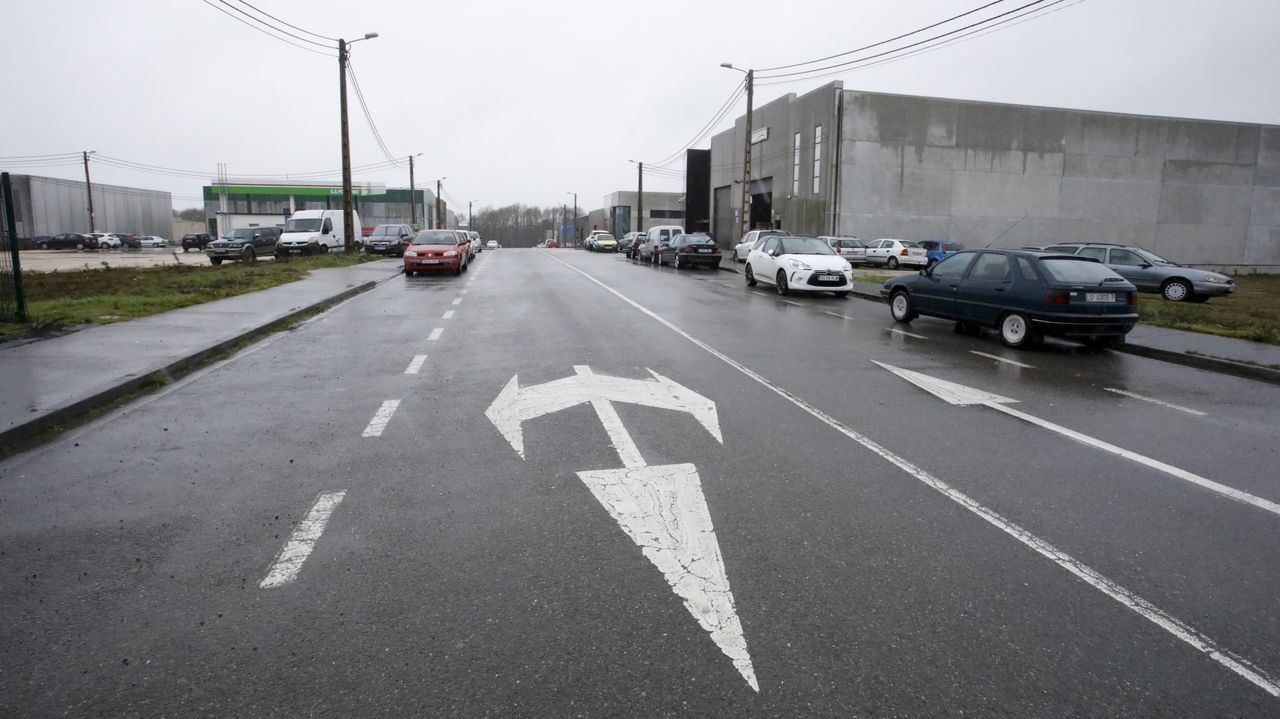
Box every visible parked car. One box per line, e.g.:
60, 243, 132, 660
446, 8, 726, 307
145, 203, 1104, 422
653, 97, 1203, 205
657, 232, 722, 269
733, 229, 789, 262
617, 232, 640, 254
745, 235, 854, 297
279, 209, 359, 255
590, 233, 618, 252
865, 238, 928, 269
364, 224, 414, 256
634, 235, 660, 263
403, 229, 470, 276
111, 233, 140, 249
38, 233, 97, 250
585, 230, 611, 251
181, 233, 212, 252
206, 227, 279, 264
1039, 242, 1235, 302
138, 235, 169, 247
485, 240, 500, 250
918, 240, 965, 267
626, 233, 648, 259
820, 236, 866, 265
881, 249, 1139, 349
467, 231, 483, 255
90, 233, 122, 249
545, 239, 559, 249
643, 225, 686, 263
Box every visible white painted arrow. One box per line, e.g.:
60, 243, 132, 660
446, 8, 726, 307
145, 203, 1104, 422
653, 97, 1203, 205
873, 361, 1280, 518
484, 366, 757, 691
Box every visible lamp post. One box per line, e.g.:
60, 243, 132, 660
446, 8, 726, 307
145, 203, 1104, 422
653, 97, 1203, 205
720, 62, 754, 238
566, 191, 577, 246
434, 177, 446, 228
339, 31, 379, 252
407, 152, 422, 229
627, 160, 643, 235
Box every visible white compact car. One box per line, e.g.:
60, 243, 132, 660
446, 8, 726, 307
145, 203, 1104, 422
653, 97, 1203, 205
865, 239, 928, 269
745, 235, 854, 296
90, 232, 122, 249
138, 235, 169, 247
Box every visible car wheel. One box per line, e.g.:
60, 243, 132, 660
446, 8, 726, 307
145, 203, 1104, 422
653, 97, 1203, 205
1161, 279, 1192, 302
243, 248, 256, 263
211, 258, 223, 265
999, 312, 1035, 348
674, 254, 683, 270
75, 242, 84, 250
833, 291, 849, 298
776, 270, 790, 295
886, 256, 900, 269
745, 264, 757, 287
38, 242, 48, 250
890, 290, 917, 322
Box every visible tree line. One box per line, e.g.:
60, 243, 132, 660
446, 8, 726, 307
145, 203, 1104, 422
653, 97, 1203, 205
471, 204, 577, 248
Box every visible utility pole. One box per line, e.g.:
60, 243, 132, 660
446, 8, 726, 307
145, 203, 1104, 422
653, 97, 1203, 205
637, 162, 643, 234
338, 38, 355, 251
436, 178, 444, 228
82, 150, 96, 232
566, 192, 577, 245
408, 155, 417, 228
740, 69, 754, 238
468, 200, 473, 229
561, 204, 567, 244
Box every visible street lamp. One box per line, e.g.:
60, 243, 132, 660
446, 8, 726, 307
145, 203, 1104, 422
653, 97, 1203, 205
407, 152, 423, 229
566, 191, 577, 246
627, 160, 643, 234
721, 62, 754, 238
339, 31, 379, 251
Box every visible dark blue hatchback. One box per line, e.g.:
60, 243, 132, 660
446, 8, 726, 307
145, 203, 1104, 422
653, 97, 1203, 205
880, 249, 1139, 348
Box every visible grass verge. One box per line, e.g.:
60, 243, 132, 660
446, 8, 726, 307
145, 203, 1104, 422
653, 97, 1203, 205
0, 253, 380, 339
1137, 274, 1280, 346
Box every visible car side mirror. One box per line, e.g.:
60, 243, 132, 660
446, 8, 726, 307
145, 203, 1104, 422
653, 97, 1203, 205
1140, 263, 1151, 268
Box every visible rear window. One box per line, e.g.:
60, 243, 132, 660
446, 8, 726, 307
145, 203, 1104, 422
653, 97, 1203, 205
1040, 258, 1123, 283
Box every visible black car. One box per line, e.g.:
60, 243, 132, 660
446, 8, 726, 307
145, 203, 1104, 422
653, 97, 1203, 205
657, 232, 722, 269
364, 224, 414, 256
113, 233, 140, 249
38, 233, 97, 250
881, 249, 1138, 349
206, 227, 280, 264
181, 233, 212, 252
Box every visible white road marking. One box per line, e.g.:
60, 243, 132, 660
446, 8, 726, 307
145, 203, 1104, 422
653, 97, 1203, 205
361, 400, 401, 437
404, 355, 428, 375
823, 311, 857, 321
1104, 388, 1207, 417
574, 365, 645, 468
970, 350, 1036, 369
781, 300, 803, 306
542, 251, 1280, 699
451, 297, 462, 305
260, 491, 347, 589
460, 289, 468, 295
887, 327, 927, 339
443, 310, 455, 319
876, 363, 1280, 518
428, 328, 443, 341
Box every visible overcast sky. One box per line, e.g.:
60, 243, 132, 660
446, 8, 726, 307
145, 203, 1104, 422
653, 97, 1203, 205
4, 0, 1278, 215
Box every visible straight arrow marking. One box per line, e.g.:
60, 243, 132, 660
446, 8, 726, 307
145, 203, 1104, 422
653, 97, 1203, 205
575, 365, 645, 469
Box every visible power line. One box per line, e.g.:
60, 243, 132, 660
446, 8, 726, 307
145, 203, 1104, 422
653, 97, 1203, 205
757, 0, 1053, 81
229, 0, 336, 42
347, 57, 403, 167
0, 152, 82, 160
198, 0, 334, 57
93, 153, 402, 181
647, 80, 746, 169
214, 0, 331, 48
757, 0, 1010, 73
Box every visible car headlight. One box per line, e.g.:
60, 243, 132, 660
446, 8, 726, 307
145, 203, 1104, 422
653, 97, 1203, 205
841, 262, 852, 272
444, 250, 458, 257
307, 237, 319, 245
788, 259, 812, 271
1203, 273, 1231, 283
404, 251, 418, 257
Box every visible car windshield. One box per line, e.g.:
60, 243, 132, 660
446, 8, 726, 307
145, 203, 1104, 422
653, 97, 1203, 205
412, 231, 457, 245
1039, 257, 1125, 284
780, 237, 836, 255
285, 218, 322, 232
596, 234, 615, 241
370, 226, 398, 237
1134, 248, 1174, 265
223, 228, 255, 240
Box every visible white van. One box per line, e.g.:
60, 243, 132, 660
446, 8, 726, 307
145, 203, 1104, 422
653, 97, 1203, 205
644, 225, 685, 263
278, 209, 362, 255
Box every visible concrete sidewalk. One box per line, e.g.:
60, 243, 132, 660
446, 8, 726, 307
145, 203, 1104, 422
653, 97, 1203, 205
0, 260, 403, 448
716, 255, 1280, 385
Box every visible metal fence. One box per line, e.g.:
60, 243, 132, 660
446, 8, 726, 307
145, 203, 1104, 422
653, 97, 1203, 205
1, 172, 29, 322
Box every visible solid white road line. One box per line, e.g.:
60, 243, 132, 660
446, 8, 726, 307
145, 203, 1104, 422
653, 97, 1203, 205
823, 311, 857, 321
887, 327, 927, 339
361, 400, 401, 437
260, 490, 347, 589
541, 251, 1280, 698
404, 355, 428, 375
1104, 388, 1207, 417
451, 297, 463, 305
428, 328, 444, 341
970, 350, 1036, 369
443, 310, 455, 320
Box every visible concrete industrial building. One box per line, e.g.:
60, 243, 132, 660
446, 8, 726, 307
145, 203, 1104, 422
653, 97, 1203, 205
0, 173, 172, 239
201, 182, 435, 237
602, 190, 686, 237
709, 82, 1280, 272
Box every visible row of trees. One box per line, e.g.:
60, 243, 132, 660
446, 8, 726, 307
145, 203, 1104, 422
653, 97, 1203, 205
470, 204, 578, 248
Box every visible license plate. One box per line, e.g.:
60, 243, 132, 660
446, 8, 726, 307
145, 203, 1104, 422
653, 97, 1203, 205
698, 248, 713, 253
817, 275, 840, 282
418, 260, 441, 265
1085, 292, 1116, 302
287, 249, 302, 254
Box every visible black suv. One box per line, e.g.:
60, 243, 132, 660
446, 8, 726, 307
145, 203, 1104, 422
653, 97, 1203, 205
206, 227, 281, 264
364, 224, 414, 256
181, 233, 212, 252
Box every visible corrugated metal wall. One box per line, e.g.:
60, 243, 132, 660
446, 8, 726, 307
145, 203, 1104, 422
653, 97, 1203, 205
19, 175, 172, 237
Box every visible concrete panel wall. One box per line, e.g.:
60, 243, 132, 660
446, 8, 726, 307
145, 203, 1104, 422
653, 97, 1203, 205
23, 175, 171, 238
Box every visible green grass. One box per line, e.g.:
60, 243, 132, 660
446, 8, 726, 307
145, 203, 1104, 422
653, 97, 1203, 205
1137, 274, 1280, 345
0, 253, 380, 339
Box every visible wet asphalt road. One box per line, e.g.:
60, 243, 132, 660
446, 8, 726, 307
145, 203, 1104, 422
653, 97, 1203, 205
2, 249, 1278, 717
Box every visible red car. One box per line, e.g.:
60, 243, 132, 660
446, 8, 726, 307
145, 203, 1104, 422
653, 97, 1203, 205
403, 229, 470, 276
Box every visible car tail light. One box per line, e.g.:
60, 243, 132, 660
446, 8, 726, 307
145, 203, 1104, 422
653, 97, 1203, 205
900, 248, 909, 256
1127, 291, 1138, 306
1044, 289, 1070, 305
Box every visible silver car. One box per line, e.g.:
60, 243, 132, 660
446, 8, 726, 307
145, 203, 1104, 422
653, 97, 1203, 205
820, 236, 866, 265
1041, 243, 1235, 302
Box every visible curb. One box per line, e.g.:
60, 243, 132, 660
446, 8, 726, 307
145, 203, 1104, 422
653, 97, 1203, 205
0, 277, 386, 451
1113, 343, 1280, 386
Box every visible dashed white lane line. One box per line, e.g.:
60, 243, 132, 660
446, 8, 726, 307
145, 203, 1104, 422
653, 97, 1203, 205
443, 310, 455, 320
887, 327, 927, 339
260, 490, 347, 589
781, 300, 803, 306
361, 400, 401, 437
824, 311, 857, 320
459, 289, 468, 294
428, 328, 444, 341
404, 355, 428, 374
541, 250, 1280, 699
1104, 388, 1207, 417
451, 297, 463, 305
970, 350, 1035, 369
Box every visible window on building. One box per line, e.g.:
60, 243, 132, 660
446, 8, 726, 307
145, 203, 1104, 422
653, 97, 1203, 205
812, 125, 823, 194
649, 209, 685, 219
792, 132, 801, 196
